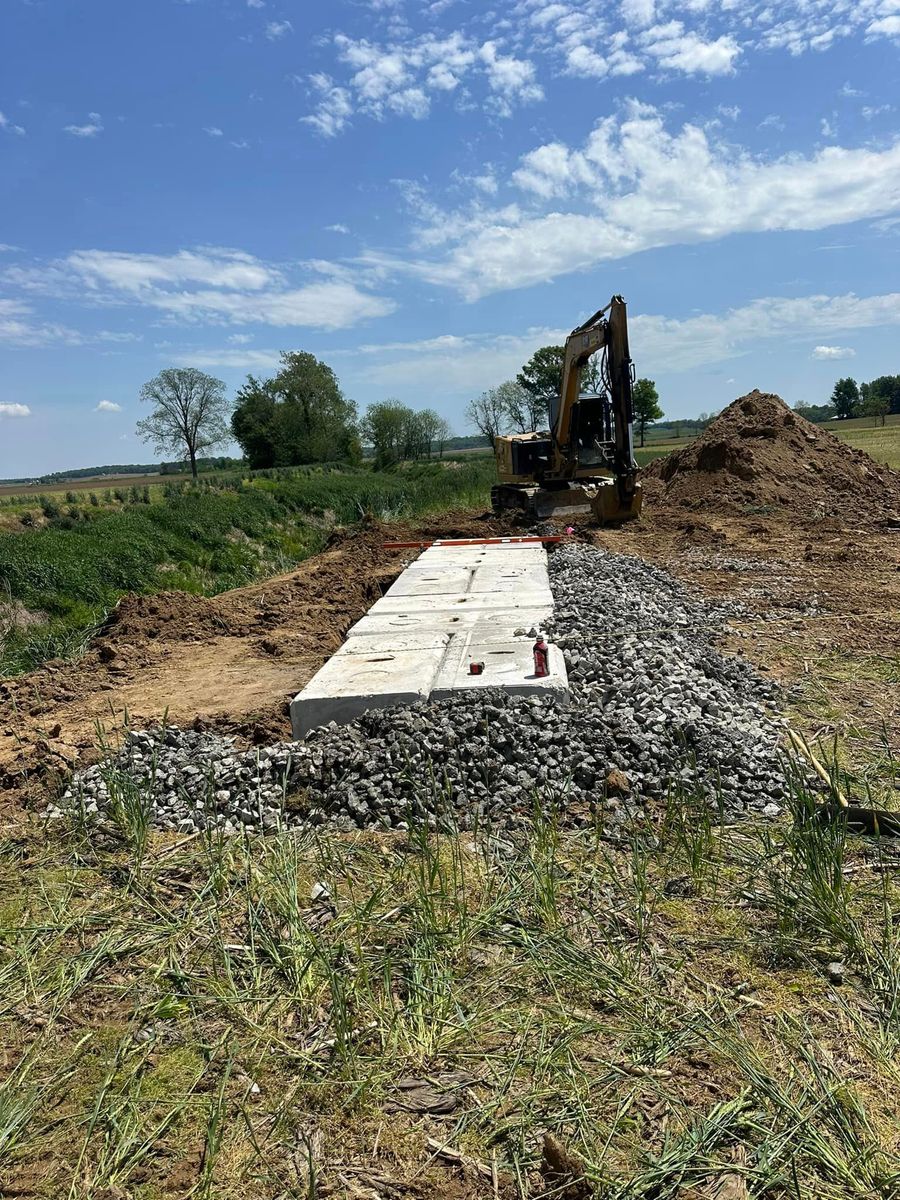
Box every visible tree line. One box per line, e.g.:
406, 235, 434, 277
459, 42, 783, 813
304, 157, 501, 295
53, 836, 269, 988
464, 343, 664, 447
135, 354, 454, 479
827, 376, 899, 425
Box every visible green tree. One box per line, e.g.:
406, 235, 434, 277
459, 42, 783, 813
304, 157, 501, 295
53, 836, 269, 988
136, 368, 230, 479
794, 401, 837, 423
516, 345, 604, 423
361, 401, 411, 469
632, 378, 663, 447
862, 375, 900, 416
413, 408, 449, 458
830, 377, 859, 420
860, 389, 889, 427
231, 352, 358, 469
517, 345, 564, 413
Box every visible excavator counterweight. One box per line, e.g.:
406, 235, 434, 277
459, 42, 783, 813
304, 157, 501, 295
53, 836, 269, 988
492, 296, 642, 524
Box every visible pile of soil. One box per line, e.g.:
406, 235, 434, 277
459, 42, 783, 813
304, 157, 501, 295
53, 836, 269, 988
644, 391, 900, 524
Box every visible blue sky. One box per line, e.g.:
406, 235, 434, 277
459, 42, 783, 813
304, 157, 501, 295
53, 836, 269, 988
1, 0, 899, 475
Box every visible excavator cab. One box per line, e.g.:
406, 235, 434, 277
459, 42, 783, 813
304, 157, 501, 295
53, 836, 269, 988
492, 296, 643, 524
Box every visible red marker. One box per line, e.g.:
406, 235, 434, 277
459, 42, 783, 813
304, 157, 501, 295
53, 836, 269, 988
533, 636, 549, 677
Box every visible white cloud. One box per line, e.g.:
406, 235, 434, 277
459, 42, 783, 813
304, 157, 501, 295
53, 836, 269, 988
230, 139, 250, 149
341, 291, 900, 396
5, 247, 396, 332
812, 344, 856, 359
326, 223, 351, 234
867, 15, 900, 36
64, 112, 103, 137
378, 103, 900, 299
265, 20, 292, 40
0, 299, 84, 347
478, 41, 544, 113
303, 30, 542, 133
862, 104, 893, 119
0, 403, 31, 418
0, 111, 25, 136
181, 347, 282, 370
247, 0, 265, 6
228, 333, 253, 344
301, 74, 354, 137
639, 22, 740, 75
95, 400, 123, 412
621, 0, 655, 26
204, 126, 224, 137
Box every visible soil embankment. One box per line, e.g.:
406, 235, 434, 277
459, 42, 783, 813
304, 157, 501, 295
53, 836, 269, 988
643, 390, 900, 524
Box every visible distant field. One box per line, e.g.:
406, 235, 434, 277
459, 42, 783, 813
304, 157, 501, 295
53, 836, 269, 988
635, 420, 900, 471
831, 420, 900, 470
0, 471, 197, 497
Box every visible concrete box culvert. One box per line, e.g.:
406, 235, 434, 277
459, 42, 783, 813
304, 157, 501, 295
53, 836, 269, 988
290, 540, 567, 739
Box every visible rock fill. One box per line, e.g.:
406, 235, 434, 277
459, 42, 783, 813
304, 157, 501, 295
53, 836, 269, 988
55, 544, 787, 835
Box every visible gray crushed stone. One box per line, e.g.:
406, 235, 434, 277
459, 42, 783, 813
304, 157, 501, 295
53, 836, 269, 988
52, 543, 789, 835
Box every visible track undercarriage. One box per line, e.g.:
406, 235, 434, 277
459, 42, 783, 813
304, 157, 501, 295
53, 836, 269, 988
491, 479, 643, 524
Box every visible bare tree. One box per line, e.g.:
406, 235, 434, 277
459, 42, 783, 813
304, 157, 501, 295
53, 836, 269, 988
137, 368, 230, 479
465, 387, 508, 446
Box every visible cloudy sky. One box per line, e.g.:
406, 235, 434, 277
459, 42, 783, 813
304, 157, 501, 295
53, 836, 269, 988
2, 0, 899, 475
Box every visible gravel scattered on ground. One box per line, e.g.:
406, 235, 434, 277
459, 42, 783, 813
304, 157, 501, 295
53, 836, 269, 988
53, 543, 789, 835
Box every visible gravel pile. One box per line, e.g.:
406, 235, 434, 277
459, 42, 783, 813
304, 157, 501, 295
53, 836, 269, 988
54, 544, 788, 835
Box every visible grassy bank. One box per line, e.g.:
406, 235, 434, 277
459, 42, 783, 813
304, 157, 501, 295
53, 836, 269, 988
2, 754, 900, 1197
0, 459, 495, 675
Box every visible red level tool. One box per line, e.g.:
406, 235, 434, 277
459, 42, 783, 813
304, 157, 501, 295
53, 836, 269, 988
383, 536, 564, 549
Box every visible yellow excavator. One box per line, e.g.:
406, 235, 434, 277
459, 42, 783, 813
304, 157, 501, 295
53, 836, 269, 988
491, 295, 643, 523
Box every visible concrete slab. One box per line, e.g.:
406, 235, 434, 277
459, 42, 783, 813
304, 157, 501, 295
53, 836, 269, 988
408, 547, 546, 570
367, 591, 553, 618
384, 566, 474, 598
346, 608, 548, 638
466, 564, 547, 594
431, 633, 569, 704
290, 637, 449, 738
290, 539, 563, 738
334, 632, 451, 654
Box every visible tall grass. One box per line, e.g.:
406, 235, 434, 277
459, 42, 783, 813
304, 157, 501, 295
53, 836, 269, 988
0, 458, 496, 674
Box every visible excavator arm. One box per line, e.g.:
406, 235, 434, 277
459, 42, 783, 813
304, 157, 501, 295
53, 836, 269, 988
552, 295, 638, 507
491, 293, 642, 524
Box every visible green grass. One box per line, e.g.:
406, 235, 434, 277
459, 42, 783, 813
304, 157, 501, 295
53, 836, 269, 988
2, 753, 900, 1197
0, 459, 496, 674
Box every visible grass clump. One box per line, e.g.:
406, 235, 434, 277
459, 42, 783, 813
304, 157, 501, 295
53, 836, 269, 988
2, 752, 900, 1196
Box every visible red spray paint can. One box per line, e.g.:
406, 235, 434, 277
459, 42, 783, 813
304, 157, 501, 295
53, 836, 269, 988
533, 636, 549, 678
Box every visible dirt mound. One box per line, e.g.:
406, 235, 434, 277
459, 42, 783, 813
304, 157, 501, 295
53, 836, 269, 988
644, 391, 900, 524
102, 591, 236, 644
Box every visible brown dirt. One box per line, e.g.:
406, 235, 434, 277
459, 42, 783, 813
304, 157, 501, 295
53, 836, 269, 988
0, 510, 506, 807
643, 390, 900, 525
